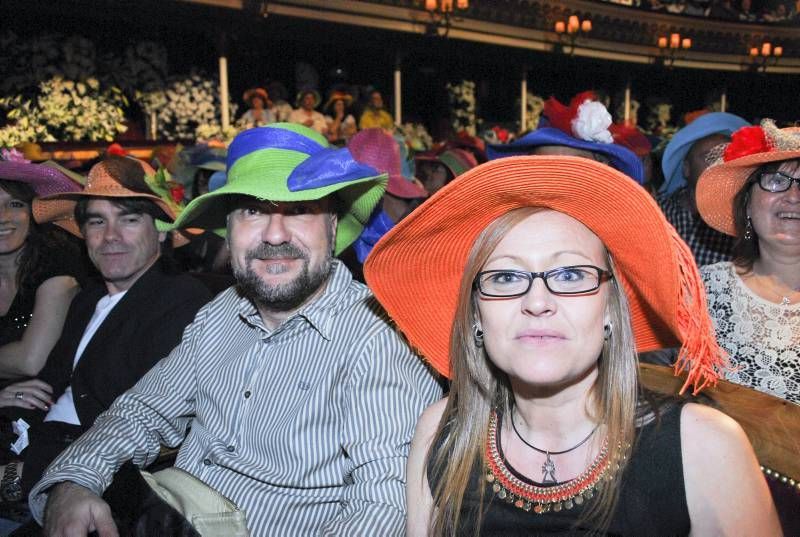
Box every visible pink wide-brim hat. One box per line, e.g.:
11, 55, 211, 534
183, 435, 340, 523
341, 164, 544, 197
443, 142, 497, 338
349, 128, 427, 199
0, 161, 83, 197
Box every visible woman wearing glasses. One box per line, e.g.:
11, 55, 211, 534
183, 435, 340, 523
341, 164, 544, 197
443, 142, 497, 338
364, 156, 779, 535
697, 120, 800, 405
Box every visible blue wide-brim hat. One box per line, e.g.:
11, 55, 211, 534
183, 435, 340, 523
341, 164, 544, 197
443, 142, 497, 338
660, 112, 749, 196
487, 127, 644, 184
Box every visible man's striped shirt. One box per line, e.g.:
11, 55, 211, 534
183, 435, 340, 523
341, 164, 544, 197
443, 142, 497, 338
30, 261, 443, 535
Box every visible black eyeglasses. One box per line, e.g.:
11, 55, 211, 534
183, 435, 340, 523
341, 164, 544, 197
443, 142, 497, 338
756, 171, 800, 193
475, 265, 613, 298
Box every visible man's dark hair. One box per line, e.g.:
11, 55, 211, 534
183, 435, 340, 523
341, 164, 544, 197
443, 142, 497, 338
74, 196, 171, 230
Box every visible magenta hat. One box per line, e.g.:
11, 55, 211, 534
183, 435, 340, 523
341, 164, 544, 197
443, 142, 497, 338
0, 158, 83, 197
349, 128, 427, 199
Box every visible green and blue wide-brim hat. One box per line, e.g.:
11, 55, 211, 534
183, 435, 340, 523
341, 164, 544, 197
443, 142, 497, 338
170, 123, 387, 254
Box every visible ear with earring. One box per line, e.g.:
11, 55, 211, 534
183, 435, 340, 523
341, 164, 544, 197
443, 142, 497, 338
604, 322, 613, 341
472, 322, 484, 347
744, 215, 753, 241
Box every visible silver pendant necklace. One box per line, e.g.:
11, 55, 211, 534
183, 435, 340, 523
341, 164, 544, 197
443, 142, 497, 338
511, 408, 598, 484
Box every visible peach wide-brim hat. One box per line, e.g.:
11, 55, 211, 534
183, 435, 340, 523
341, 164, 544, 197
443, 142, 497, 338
364, 155, 725, 394
33, 157, 188, 244
696, 119, 800, 237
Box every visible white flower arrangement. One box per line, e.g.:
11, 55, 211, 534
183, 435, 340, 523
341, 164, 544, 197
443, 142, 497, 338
156, 71, 237, 141
571, 100, 613, 143
446, 79, 477, 136
195, 123, 240, 144
399, 122, 433, 152
0, 76, 127, 145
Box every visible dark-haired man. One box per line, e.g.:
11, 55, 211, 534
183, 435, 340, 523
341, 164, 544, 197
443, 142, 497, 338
0, 157, 210, 506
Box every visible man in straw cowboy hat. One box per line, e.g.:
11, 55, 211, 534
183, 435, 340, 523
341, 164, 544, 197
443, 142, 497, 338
0, 156, 210, 522
32, 124, 442, 536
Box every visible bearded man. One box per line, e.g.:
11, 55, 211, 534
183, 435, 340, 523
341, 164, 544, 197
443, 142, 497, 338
30, 124, 442, 536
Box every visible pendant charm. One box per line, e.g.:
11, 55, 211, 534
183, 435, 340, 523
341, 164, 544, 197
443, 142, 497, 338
781, 296, 791, 306
541, 452, 557, 484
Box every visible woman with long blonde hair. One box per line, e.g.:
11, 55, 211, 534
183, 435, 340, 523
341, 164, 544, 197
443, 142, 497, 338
365, 155, 780, 536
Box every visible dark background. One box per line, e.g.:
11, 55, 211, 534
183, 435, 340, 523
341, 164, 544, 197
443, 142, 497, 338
6, 0, 799, 137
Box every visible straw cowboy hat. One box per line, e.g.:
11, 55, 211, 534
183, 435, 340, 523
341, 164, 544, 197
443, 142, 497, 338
696, 119, 800, 236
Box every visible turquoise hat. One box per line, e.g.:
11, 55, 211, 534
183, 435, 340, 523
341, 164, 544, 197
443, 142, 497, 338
170, 123, 387, 254
660, 112, 749, 196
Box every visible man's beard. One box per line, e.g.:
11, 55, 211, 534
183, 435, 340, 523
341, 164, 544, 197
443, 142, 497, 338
234, 242, 332, 312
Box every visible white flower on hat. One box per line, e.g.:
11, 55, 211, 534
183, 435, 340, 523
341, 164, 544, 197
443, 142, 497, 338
572, 100, 613, 144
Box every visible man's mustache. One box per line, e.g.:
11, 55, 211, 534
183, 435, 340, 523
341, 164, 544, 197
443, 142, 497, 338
245, 243, 308, 262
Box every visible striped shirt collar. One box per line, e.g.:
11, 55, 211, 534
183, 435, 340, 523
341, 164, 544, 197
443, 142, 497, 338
236, 259, 353, 340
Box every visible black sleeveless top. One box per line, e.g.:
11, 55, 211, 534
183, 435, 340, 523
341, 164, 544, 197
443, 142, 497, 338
427, 402, 690, 536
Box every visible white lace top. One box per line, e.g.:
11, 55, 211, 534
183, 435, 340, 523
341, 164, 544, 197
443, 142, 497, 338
701, 262, 800, 404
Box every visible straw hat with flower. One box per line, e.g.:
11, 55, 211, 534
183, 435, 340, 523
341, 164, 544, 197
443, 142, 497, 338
697, 119, 800, 236
364, 155, 726, 394
33, 157, 191, 244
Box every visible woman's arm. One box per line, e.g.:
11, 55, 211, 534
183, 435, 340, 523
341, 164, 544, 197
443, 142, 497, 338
0, 276, 79, 378
406, 397, 447, 537
682, 403, 782, 536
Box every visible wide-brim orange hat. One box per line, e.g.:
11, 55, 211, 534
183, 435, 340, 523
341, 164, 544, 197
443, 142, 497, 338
364, 155, 725, 394
33, 157, 191, 245
697, 119, 800, 236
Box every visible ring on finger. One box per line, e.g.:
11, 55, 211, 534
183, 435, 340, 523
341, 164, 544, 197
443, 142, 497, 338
14, 392, 23, 400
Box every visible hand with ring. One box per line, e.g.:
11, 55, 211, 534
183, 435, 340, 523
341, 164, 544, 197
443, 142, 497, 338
0, 379, 54, 411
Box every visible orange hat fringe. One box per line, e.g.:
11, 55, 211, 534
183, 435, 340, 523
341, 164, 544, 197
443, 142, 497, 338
669, 227, 728, 395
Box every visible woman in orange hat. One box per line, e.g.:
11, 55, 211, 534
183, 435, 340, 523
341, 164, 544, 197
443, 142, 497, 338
239, 87, 275, 128
696, 120, 800, 405
364, 156, 779, 535
324, 91, 357, 145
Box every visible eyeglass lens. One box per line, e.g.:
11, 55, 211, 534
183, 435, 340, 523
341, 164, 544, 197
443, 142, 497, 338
478, 266, 603, 297
759, 172, 800, 193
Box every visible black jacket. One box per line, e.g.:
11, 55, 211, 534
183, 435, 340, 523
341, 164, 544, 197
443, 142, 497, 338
11, 259, 212, 491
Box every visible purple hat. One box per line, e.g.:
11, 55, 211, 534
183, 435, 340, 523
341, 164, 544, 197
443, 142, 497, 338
0, 153, 83, 197
349, 129, 427, 199
487, 127, 645, 184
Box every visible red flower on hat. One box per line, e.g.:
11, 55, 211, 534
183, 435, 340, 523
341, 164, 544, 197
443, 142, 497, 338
723, 126, 771, 162
492, 126, 510, 143
169, 184, 185, 203
107, 143, 127, 157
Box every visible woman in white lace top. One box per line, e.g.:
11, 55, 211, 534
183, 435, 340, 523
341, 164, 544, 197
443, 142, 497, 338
696, 119, 800, 404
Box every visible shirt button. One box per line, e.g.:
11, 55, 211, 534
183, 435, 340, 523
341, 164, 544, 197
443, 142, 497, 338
244, 391, 251, 398
227, 445, 235, 452
203, 458, 212, 466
